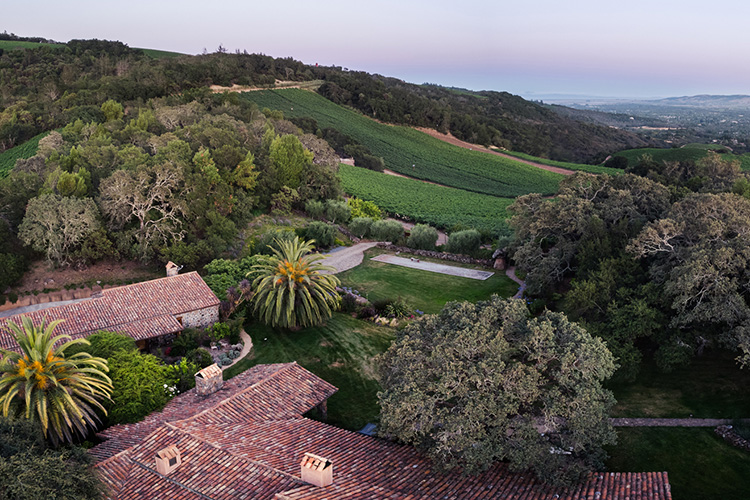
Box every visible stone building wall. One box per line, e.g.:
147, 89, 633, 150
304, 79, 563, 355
180, 306, 219, 329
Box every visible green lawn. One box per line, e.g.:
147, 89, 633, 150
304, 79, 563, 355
337, 248, 518, 314
224, 313, 393, 430
137, 47, 185, 59
609, 350, 750, 419
606, 427, 750, 500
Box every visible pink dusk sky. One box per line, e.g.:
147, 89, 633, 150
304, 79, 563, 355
4, 0, 750, 98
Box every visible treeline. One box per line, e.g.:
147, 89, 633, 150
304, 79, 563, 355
0, 40, 314, 151
316, 75, 652, 163
1, 38, 652, 164
508, 152, 750, 379
0, 92, 342, 291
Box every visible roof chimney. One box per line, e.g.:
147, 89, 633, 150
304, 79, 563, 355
155, 445, 181, 475
300, 453, 333, 487
195, 363, 223, 396
166, 261, 182, 277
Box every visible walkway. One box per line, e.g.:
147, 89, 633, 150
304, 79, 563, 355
505, 266, 526, 299
610, 417, 750, 427
371, 254, 494, 280
320, 242, 379, 274
221, 329, 254, 372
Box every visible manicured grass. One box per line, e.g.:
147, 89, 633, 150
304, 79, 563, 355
337, 248, 518, 314
500, 150, 622, 175
606, 427, 750, 500
609, 350, 750, 419
0, 131, 48, 178
224, 313, 394, 430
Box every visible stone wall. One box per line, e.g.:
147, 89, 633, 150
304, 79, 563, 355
375, 243, 493, 267
181, 306, 219, 329
715, 425, 750, 452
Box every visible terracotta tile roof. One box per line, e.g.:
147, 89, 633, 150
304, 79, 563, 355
94, 363, 672, 500
0, 272, 219, 352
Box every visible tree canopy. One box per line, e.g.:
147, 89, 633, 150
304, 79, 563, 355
377, 296, 616, 486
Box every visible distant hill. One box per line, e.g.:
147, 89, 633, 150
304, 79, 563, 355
654, 95, 750, 109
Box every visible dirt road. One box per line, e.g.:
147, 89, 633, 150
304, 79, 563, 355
414, 127, 575, 176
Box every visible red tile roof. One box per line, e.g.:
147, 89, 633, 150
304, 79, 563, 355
0, 272, 219, 352
94, 363, 672, 500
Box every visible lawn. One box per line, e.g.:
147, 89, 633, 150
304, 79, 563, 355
337, 248, 518, 314
606, 427, 750, 500
224, 313, 394, 431
609, 350, 750, 419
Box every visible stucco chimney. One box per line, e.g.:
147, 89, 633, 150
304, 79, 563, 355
155, 445, 181, 475
166, 261, 180, 277
300, 453, 333, 487
195, 363, 223, 396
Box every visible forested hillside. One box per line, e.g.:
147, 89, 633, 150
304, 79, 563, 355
1, 38, 650, 163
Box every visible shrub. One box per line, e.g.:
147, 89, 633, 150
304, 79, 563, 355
227, 349, 240, 360
107, 349, 170, 425
220, 355, 233, 366
67, 331, 136, 358
165, 358, 201, 393
356, 154, 385, 172
407, 224, 439, 250
385, 297, 412, 318
348, 198, 383, 219
186, 348, 213, 368
210, 322, 232, 341
171, 328, 204, 357
256, 229, 296, 255
370, 219, 404, 243
341, 292, 359, 313
325, 200, 351, 224
7, 292, 18, 304
372, 298, 394, 315
305, 199, 325, 219
357, 306, 377, 319
305, 221, 336, 248
348, 217, 374, 238
446, 229, 482, 255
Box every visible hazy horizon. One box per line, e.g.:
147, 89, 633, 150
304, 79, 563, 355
4, 0, 749, 100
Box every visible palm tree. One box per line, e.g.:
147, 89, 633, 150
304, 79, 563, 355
0, 317, 113, 445
250, 236, 341, 329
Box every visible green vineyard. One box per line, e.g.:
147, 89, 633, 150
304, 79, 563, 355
0, 131, 48, 178
338, 164, 513, 236
241, 89, 564, 198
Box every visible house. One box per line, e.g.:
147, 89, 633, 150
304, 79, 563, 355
0, 271, 220, 352
92, 362, 673, 500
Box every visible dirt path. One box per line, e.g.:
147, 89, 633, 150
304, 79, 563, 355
320, 242, 380, 274
414, 127, 575, 176
610, 418, 750, 427
222, 329, 253, 371
209, 80, 320, 94
505, 266, 526, 299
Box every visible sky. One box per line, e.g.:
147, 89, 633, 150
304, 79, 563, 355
4, 0, 750, 99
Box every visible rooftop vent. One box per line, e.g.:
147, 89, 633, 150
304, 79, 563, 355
155, 445, 181, 475
195, 363, 223, 396
300, 452, 333, 487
